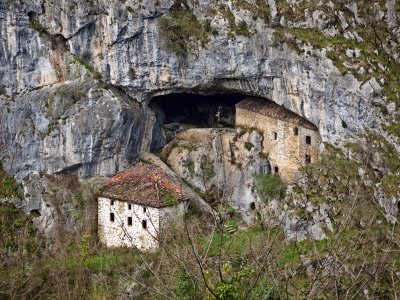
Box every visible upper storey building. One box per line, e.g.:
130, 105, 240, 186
236, 97, 321, 182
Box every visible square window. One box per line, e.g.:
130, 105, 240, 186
111, 200, 114, 205
305, 155, 311, 164
128, 203, 132, 210
127, 217, 132, 226
274, 166, 279, 173
293, 127, 298, 136
306, 136, 311, 145
110, 213, 115, 222
142, 220, 147, 229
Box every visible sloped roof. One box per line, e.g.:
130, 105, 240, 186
101, 162, 189, 208
236, 97, 318, 131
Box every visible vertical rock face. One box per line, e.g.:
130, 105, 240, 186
0, 81, 145, 180
0, 1, 398, 234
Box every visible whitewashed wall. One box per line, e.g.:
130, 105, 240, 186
98, 197, 159, 251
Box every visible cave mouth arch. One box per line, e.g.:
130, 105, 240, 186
149, 92, 249, 151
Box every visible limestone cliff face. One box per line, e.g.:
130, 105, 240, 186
0, 0, 398, 233
162, 128, 267, 217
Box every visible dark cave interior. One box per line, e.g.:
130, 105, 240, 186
149, 92, 249, 151
150, 92, 248, 128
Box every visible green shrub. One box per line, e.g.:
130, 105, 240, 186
384, 122, 400, 141
236, 20, 250, 36
29, 19, 45, 33
159, 3, 211, 55
0, 164, 21, 198
244, 141, 254, 151
164, 193, 178, 206
250, 282, 280, 300
0, 202, 40, 260
291, 185, 303, 194
255, 173, 286, 202
73, 56, 103, 80
381, 175, 400, 196
175, 269, 196, 299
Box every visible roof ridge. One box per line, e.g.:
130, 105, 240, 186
101, 162, 189, 208
236, 97, 318, 131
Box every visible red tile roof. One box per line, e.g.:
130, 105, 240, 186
101, 162, 189, 208
236, 97, 318, 131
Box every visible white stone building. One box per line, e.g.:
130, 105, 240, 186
98, 162, 189, 251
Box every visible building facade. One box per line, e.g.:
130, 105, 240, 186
236, 97, 321, 182
98, 162, 189, 251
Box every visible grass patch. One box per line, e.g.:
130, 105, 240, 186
201, 226, 266, 257
219, 4, 251, 37
29, 19, 45, 33
384, 122, 400, 141
255, 173, 286, 202
73, 56, 103, 80
161, 191, 178, 206
277, 239, 327, 267
381, 175, 400, 196
0, 164, 21, 198
233, 0, 270, 22
159, 3, 212, 56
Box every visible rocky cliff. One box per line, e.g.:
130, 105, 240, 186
0, 0, 399, 234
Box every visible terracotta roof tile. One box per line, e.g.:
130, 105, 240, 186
236, 97, 318, 131
101, 162, 189, 208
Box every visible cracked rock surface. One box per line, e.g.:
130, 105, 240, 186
0, 0, 398, 234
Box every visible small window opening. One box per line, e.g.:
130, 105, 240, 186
128, 203, 132, 210
110, 213, 115, 222
306, 136, 311, 145
305, 155, 311, 164
143, 207, 147, 213
142, 220, 147, 229
250, 202, 256, 211
274, 166, 279, 173
293, 127, 299, 136
111, 200, 114, 205
273, 132, 277, 140
127, 217, 132, 226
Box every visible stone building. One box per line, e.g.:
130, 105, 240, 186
236, 97, 321, 182
98, 162, 189, 251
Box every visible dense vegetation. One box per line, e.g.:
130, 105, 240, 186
1, 145, 399, 299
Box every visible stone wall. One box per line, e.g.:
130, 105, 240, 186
236, 108, 321, 182
98, 197, 188, 251
159, 201, 188, 232
98, 197, 159, 251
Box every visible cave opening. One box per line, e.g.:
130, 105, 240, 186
149, 92, 248, 150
